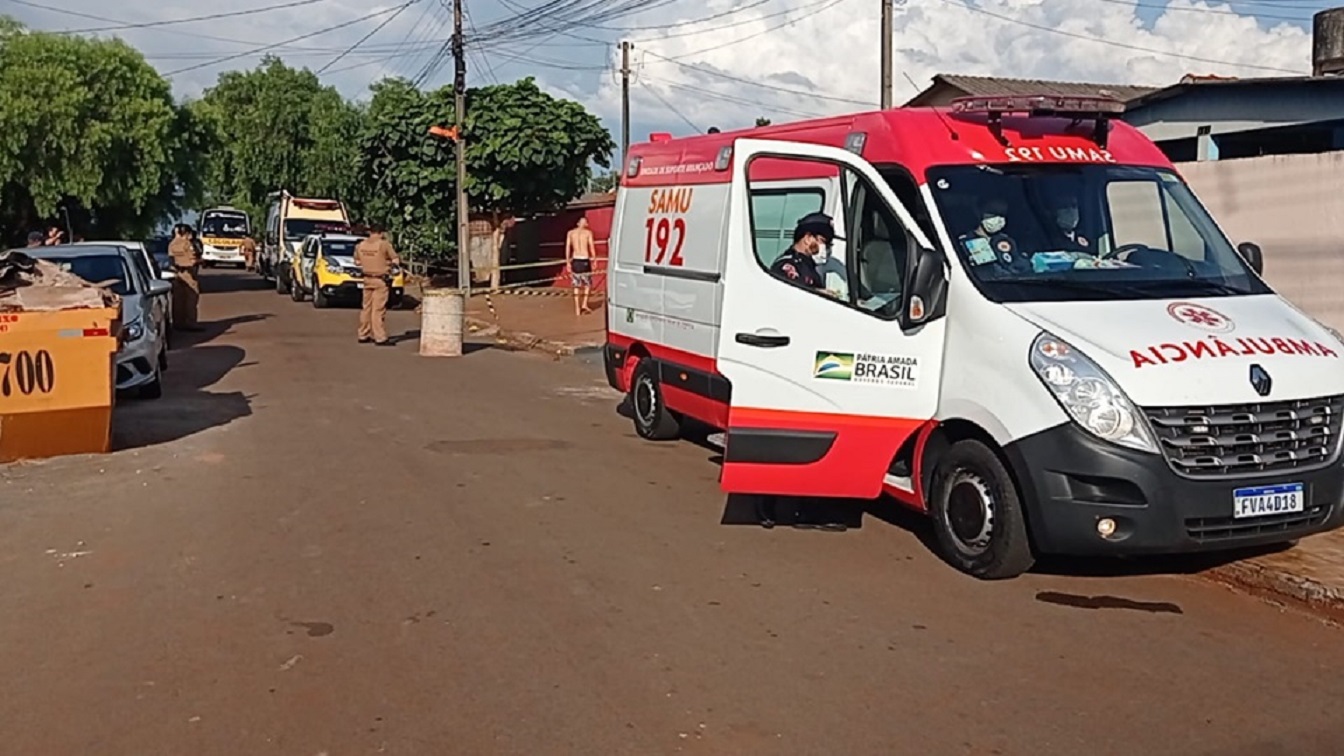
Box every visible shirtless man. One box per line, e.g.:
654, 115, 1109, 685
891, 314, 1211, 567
565, 217, 597, 315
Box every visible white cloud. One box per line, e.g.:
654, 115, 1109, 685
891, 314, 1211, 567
3, 0, 1318, 145
591, 0, 1314, 136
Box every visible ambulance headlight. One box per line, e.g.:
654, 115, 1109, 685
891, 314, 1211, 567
1029, 332, 1158, 453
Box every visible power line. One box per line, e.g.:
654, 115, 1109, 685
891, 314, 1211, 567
163, 2, 418, 77
638, 79, 702, 133
462, 1, 500, 85
317, 1, 415, 74
656, 0, 854, 60
642, 50, 875, 107
642, 74, 830, 120
1089, 0, 1314, 21
950, 0, 1308, 75
33, 0, 337, 34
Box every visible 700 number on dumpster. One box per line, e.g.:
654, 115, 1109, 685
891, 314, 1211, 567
0, 349, 56, 398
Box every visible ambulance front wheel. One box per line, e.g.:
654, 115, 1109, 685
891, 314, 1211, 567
929, 439, 1035, 580
631, 360, 681, 441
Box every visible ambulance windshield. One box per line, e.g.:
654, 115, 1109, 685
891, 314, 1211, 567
925, 164, 1270, 303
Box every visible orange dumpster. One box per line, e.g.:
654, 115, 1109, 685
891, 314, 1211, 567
1, 250, 121, 463
0, 306, 120, 462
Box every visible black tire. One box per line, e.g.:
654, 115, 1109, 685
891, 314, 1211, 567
630, 359, 680, 441
157, 345, 168, 372
137, 371, 163, 400
312, 277, 329, 309
929, 439, 1035, 580
290, 275, 306, 302
275, 267, 290, 294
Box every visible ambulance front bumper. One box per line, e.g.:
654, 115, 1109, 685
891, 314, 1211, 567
1004, 422, 1344, 556
202, 246, 244, 263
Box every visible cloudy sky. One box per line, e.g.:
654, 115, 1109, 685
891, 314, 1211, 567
3, 0, 1329, 162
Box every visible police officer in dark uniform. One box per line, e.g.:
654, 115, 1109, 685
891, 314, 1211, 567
769, 211, 840, 291
755, 211, 850, 532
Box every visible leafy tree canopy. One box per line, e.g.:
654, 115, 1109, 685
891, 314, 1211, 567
0, 18, 201, 242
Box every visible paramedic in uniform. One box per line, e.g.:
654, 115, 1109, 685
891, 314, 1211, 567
169, 223, 203, 331
353, 225, 401, 346
958, 197, 1029, 274
1046, 194, 1092, 253
769, 212, 844, 296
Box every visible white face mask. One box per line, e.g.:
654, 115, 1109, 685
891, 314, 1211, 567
1056, 207, 1079, 230
981, 215, 1006, 235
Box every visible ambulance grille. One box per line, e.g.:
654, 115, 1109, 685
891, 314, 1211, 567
1144, 395, 1344, 479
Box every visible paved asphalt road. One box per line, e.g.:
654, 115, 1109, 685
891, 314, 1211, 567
2, 270, 1343, 756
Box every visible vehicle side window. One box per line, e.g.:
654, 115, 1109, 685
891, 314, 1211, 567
749, 188, 824, 269
747, 156, 913, 321
843, 175, 909, 319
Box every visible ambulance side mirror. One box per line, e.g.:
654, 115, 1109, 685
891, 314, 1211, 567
905, 243, 948, 328
1237, 242, 1264, 275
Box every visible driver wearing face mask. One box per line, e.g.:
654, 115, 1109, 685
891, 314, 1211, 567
958, 197, 1027, 273
1048, 196, 1092, 253
770, 212, 845, 296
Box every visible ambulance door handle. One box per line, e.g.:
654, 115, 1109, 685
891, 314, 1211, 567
735, 332, 791, 348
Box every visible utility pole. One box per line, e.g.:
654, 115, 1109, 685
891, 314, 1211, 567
620, 41, 632, 160
453, 0, 470, 294
880, 0, 893, 109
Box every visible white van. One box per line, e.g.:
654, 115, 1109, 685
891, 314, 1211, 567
603, 96, 1344, 579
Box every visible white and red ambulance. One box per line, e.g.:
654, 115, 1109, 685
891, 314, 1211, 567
602, 95, 1344, 579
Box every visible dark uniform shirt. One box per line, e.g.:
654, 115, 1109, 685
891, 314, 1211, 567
769, 249, 823, 289
1049, 229, 1092, 254
959, 231, 1030, 275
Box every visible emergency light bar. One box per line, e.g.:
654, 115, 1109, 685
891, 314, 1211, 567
949, 94, 1125, 148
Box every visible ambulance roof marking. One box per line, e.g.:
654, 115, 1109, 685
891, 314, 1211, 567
623, 106, 1172, 188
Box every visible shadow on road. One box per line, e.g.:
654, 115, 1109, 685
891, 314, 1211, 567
112, 343, 252, 450
199, 268, 271, 294
174, 314, 273, 349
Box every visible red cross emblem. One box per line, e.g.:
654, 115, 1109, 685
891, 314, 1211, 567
1166, 301, 1234, 333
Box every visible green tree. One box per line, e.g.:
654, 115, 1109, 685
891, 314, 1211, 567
193, 57, 363, 227
359, 76, 615, 286
590, 170, 619, 193
0, 19, 203, 242
461, 77, 616, 287
356, 78, 457, 262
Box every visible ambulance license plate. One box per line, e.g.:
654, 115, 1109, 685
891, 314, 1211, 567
1232, 483, 1304, 519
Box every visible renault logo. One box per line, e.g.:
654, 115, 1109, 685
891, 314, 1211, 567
1250, 364, 1272, 397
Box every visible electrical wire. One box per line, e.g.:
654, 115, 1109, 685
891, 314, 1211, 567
23, 0, 338, 34
642, 50, 875, 107
163, 1, 417, 77
462, 1, 501, 85
316, 0, 415, 74
642, 74, 830, 120
638, 79, 703, 132
1089, 0, 1314, 21
949, 0, 1309, 75
654, 0, 854, 60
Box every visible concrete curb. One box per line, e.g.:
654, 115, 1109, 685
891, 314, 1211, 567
464, 316, 602, 357
1203, 559, 1344, 623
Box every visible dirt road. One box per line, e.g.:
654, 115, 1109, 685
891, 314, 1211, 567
2, 271, 1342, 755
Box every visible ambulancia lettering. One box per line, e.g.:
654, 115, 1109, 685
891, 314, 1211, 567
1130, 336, 1340, 368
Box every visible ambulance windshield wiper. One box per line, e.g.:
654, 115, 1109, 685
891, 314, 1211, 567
1133, 278, 1254, 296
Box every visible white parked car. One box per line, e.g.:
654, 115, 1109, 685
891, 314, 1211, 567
32, 244, 172, 399
75, 240, 175, 341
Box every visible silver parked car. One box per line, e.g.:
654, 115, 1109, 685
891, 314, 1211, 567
74, 240, 175, 343
30, 244, 172, 399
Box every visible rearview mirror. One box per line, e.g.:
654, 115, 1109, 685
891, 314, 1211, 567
1237, 242, 1264, 275
148, 279, 171, 297
905, 243, 948, 328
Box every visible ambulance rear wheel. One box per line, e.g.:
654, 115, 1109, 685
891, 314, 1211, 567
929, 439, 1035, 580
631, 360, 680, 441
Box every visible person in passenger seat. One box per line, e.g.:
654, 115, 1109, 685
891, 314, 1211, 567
958, 197, 1028, 274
